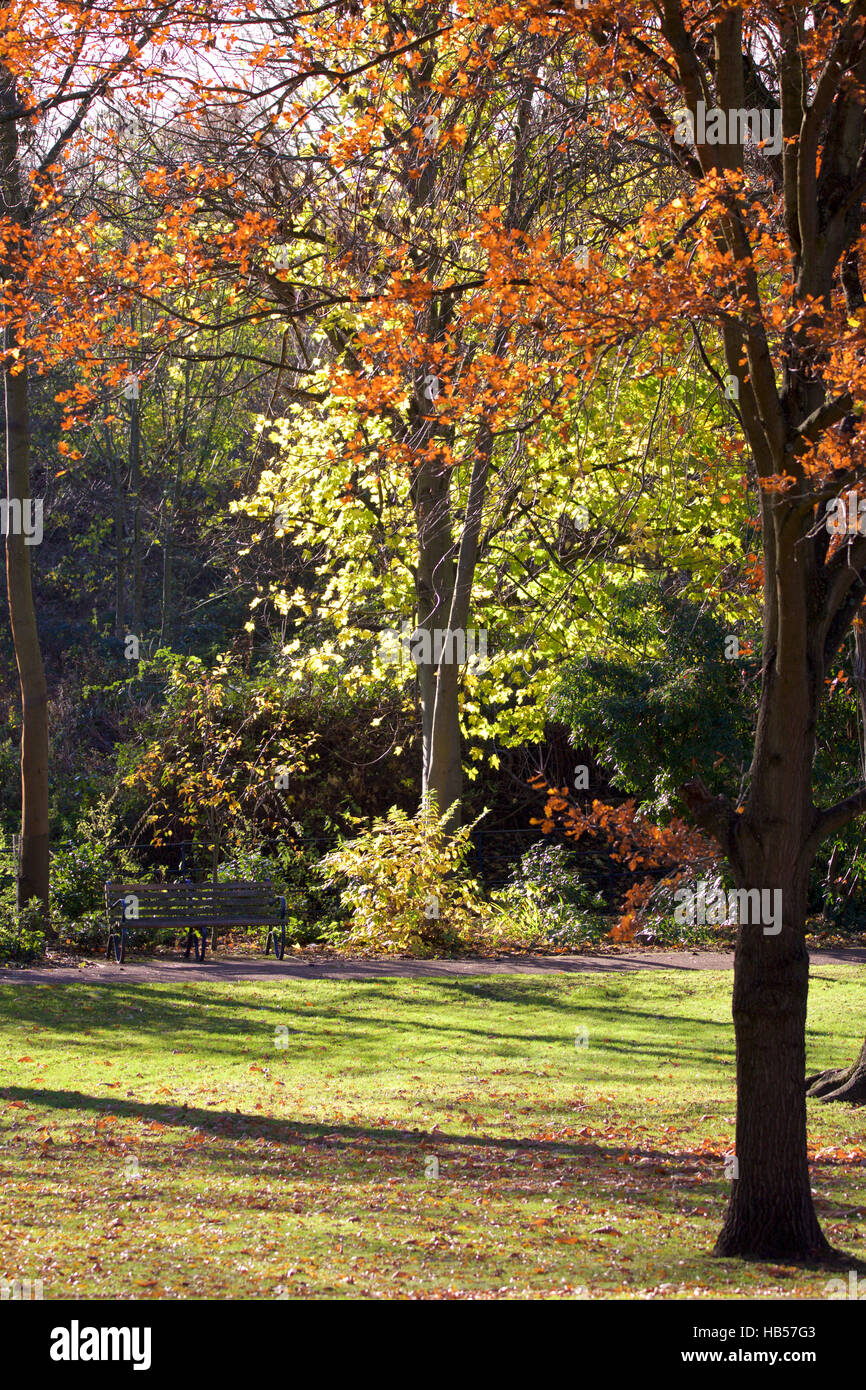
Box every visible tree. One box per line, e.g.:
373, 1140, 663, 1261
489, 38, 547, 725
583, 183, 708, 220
227, 7, 681, 825
505, 0, 866, 1259
0, 1, 223, 917
1, 64, 48, 914
125, 651, 306, 881
11, 0, 859, 1265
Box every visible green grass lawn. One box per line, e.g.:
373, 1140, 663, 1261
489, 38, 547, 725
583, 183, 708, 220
1, 964, 864, 1300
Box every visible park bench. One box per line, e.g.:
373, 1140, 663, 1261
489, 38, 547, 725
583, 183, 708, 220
104, 881, 287, 963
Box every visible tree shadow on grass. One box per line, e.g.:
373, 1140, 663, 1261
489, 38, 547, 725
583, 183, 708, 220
4, 1081, 865, 1275
0, 978, 739, 1072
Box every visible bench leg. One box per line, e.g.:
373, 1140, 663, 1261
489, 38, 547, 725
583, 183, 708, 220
183, 926, 207, 962
265, 923, 286, 961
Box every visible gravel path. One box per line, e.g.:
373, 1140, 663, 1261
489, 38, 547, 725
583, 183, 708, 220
2, 946, 864, 985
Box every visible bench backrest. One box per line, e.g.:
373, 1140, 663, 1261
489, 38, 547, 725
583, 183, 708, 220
105, 881, 281, 924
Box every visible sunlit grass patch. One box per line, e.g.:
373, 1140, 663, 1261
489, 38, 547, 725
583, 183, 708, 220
1, 967, 864, 1299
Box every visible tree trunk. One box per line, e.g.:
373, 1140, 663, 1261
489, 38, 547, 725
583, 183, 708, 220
1, 73, 49, 923
425, 414, 498, 830
129, 390, 143, 636
689, 540, 832, 1260
402, 49, 465, 831
424, 689, 462, 827
4, 352, 49, 919
714, 865, 830, 1258
111, 453, 125, 637
412, 451, 459, 825
159, 499, 173, 648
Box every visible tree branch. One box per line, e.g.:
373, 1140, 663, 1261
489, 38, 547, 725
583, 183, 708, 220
809, 787, 866, 851
679, 777, 740, 861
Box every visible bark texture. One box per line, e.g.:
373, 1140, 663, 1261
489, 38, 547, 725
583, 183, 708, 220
656, 0, 866, 1263
1, 68, 49, 920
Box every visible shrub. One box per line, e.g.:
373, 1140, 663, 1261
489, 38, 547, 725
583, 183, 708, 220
0, 888, 45, 963
317, 803, 489, 956
549, 578, 755, 814
637, 867, 737, 947
50, 798, 140, 950
220, 835, 333, 945
487, 841, 609, 949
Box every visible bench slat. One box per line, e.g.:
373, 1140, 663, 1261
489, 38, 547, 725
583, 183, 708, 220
117, 918, 282, 928
107, 895, 279, 904
105, 884, 278, 895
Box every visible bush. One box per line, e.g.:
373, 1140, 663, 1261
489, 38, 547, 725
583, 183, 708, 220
549, 578, 755, 813
807, 835, 866, 931
636, 866, 736, 947
220, 836, 334, 945
51, 840, 111, 921
0, 888, 45, 963
52, 910, 106, 953
488, 841, 609, 949
0, 835, 45, 961
50, 798, 140, 950
317, 803, 490, 956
